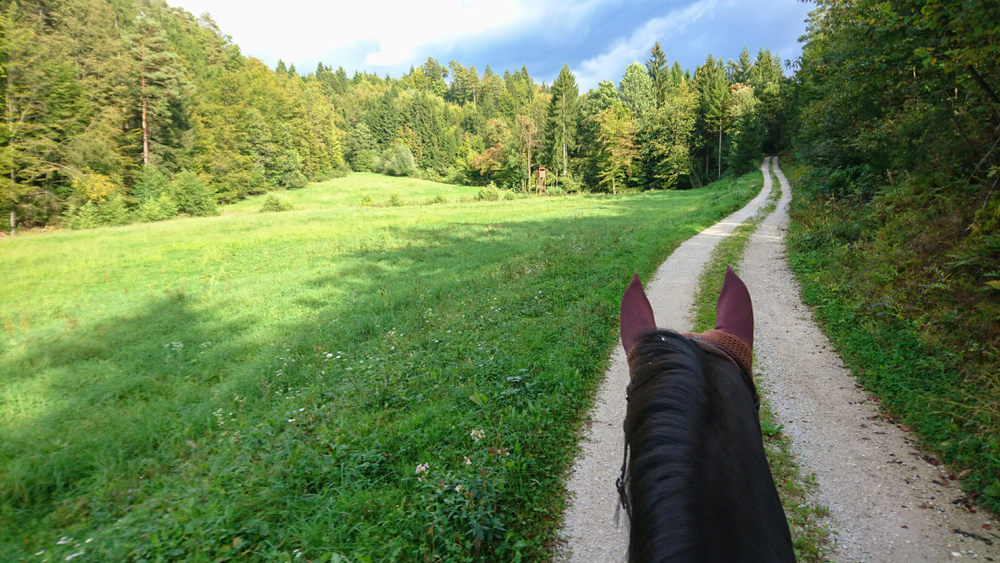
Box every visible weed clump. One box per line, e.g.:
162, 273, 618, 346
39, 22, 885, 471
259, 193, 294, 212
360, 194, 374, 207
427, 193, 447, 205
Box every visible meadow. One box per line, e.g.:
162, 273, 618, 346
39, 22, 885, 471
1, 172, 760, 562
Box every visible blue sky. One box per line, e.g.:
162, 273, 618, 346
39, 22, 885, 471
173, 0, 814, 90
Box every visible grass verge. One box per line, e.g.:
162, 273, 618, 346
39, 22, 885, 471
690, 162, 835, 562
1, 174, 760, 562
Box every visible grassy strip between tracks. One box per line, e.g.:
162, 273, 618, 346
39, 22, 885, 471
690, 163, 836, 562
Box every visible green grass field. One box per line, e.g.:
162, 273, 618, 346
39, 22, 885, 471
1, 172, 760, 562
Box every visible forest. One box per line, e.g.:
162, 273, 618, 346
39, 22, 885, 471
0, 0, 789, 232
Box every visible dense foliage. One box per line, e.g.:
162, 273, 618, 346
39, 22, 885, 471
0, 0, 345, 232
788, 0, 1000, 506
1, 0, 789, 232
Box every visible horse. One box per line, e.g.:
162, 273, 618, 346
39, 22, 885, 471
616, 267, 795, 562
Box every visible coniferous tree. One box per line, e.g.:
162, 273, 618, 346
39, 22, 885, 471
579, 80, 620, 188
646, 42, 669, 108
127, 11, 186, 166
694, 54, 729, 179
546, 64, 579, 175
727, 46, 753, 84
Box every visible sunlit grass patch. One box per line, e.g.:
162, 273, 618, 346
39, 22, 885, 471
1, 173, 759, 561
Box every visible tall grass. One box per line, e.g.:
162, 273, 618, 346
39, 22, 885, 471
1, 175, 759, 562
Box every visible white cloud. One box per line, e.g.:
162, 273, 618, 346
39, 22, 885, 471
172, 0, 612, 71
574, 0, 723, 90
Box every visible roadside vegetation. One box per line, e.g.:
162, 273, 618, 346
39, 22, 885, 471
0, 174, 760, 561
784, 0, 1000, 509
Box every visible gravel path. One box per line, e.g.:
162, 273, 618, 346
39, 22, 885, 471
742, 159, 1000, 562
558, 159, 776, 562
560, 157, 999, 562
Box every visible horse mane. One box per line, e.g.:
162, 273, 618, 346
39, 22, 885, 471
622, 329, 795, 563
623, 329, 708, 562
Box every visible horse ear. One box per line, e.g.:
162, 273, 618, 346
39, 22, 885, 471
715, 266, 754, 349
620, 274, 656, 353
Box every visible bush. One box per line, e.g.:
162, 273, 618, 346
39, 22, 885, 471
477, 183, 500, 202
136, 193, 179, 223
133, 165, 171, 202
444, 166, 464, 185
353, 150, 376, 172
100, 194, 132, 226
260, 193, 294, 212
421, 169, 443, 183
501, 189, 516, 201
547, 186, 565, 196
360, 194, 374, 207
373, 144, 418, 177
427, 193, 447, 205
280, 170, 308, 190
65, 201, 101, 229
172, 170, 218, 217
558, 174, 582, 193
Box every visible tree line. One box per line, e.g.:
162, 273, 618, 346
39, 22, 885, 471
0, 0, 790, 232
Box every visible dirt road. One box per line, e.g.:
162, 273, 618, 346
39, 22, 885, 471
559, 158, 999, 562
558, 159, 775, 562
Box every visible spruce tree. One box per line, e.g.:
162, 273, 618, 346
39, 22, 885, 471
646, 42, 669, 108
546, 64, 579, 175
728, 46, 753, 84
127, 12, 184, 166
694, 55, 730, 180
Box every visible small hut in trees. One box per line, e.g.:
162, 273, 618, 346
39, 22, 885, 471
534, 166, 547, 194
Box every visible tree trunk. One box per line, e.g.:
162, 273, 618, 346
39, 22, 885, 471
9, 210, 15, 236
562, 142, 567, 176
612, 176, 616, 195
718, 124, 722, 178
141, 38, 149, 165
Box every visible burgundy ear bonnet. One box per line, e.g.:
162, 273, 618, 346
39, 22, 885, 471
620, 268, 756, 404
620, 274, 656, 354
715, 266, 754, 350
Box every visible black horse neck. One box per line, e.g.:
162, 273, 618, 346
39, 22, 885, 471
623, 331, 794, 563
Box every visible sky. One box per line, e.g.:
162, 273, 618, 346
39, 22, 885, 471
172, 0, 814, 90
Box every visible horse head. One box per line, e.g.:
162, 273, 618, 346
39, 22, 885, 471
617, 268, 794, 563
